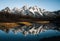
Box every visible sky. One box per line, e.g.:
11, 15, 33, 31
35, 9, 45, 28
0, 0, 60, 11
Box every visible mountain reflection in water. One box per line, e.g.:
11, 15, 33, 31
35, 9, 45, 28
0, 22, 60, 36
0, 22, 60, 41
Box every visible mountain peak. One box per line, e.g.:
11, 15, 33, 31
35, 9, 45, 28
1, 7, 10, 12
0, 6, 46, 16
22, 5, 28, 10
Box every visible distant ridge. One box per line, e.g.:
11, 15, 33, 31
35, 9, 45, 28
0, 6, 60, 22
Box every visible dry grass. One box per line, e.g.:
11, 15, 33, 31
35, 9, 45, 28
17, 22, 32, 26
36, 21, 50, 24
0, 21, 49, 29
0, 23, 19, 28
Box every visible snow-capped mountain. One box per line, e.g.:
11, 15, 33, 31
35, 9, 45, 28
1, 6, 45, 16
11, 7, 21, 14
1, 7, 10, 12
0, 5, 60, 18
29, 6, 43, 16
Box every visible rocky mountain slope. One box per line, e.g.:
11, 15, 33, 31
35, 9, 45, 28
0, 6, 60, 21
